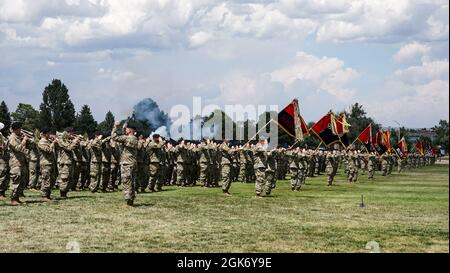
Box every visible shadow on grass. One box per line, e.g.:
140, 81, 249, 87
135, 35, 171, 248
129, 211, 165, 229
132, 203, 155, 208
53, 195, 96, 201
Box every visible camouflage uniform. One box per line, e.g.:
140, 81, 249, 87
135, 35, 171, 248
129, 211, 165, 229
147, 140, 164, 191
219, 142, 232, 193
231, 148, 240, 182
89, 138, 103, 192
8, 132, 29, 200
252, 143, 270, 196
367, 153, 376, 179
28, 142, 40, 189
38, 137, 55, 198
71, 143, 82, 190
307, 152, 316, 177
110, 140, 120, 190
265, 149, 277, 194
238, 148, 246, 182
297, 151, 309, 186
381, 153, 389, 176
197, 142, 212, 187
325, 152, 335, 186
111, 127, 138, 202
0, 133, 10, 197
173, 143, 188, 186
347, 152, 358, 183
56, 135, 77, 195
397, 157, 404, 173
136, 139, 148, 191
167, 146, 177, 185
287, 149, 300, 191
100, 138, 112, 191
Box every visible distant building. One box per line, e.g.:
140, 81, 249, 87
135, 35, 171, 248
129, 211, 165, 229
406, 128, 437, 143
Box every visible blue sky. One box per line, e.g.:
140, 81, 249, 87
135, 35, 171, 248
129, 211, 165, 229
0, 0, 448, 128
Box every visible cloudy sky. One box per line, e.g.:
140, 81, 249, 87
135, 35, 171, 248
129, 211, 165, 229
0, 0, 448, 128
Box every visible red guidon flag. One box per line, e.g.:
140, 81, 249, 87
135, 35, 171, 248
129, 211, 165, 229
310, 112, 341, 146
383, 129, 391, 150
276, 99, 306, 141
333, 113, 350, 147
416, 141, 424, 155
394, 137, 408, 158
357, 124, 372, 144
373, 129, 388, 154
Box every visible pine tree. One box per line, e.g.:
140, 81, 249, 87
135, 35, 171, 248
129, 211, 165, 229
39, 79, 76, 131
0, 101, 12, 134
11, 103, 40, 131
98, 111, 115, 132
75, 105, 97, 135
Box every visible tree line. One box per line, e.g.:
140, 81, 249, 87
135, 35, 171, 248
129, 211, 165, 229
0, 78, 448, 152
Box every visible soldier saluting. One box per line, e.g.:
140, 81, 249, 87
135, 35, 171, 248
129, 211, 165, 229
38, 127, 57, 201
111, 121, 138, 207
8, 122, 30, 205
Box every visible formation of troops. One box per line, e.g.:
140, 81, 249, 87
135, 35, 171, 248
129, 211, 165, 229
0, 121, 439, 206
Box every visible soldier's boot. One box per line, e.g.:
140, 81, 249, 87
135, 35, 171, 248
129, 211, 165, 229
222, 189, 232, 196
42, 195, 52, 202
11, 197, 21, 206
126, 199, 134, 207
0, 192, 6, 200
60, 190, 68, 199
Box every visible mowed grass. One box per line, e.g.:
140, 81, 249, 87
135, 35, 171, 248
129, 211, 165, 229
0, 164, 448, 253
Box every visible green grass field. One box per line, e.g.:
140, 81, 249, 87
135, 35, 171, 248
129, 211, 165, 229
0, 164, 448, 253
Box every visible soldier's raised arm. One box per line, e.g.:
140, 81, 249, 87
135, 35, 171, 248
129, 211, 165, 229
111, 122, 127, 144
9, 135, 29, 155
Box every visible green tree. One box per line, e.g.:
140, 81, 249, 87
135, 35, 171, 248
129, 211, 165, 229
98, 111, 115, 132
11, 103, 40, 131
74, 105, 98, 135
433, 120, 449, 153
0, 101, 11, 134
39, 79, 76, 131
345, 103, 380, 141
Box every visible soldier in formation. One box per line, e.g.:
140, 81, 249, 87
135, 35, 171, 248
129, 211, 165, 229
0, 120, 439, 205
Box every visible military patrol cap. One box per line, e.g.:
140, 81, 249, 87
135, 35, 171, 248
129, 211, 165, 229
126, 124, 137, 131
11, 122, 22, 130
65, 127, 75, 133
41, 127, 51, 134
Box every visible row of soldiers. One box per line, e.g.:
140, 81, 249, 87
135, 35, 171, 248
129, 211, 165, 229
0, 121, 438, 206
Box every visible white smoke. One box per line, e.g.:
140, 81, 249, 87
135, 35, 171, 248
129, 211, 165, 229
150, 126, 169, 139
169, 119, 220, 140
133, 98, 172, 137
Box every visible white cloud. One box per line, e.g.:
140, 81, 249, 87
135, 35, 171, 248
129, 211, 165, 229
393, 42, 431, 64
394, 59, 449, 85
189, 31, 212, 48
366, 50, 449, 127
0, 0, 448, 128
97, 67, 136, 81
270, 51, 358, 101
1, 0, 448, 50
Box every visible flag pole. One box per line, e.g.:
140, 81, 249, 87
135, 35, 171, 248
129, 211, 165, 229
315, 141, 323, 151
288, 139, 300, 149
346, 138, 358, 150
245, 119, 273, 145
